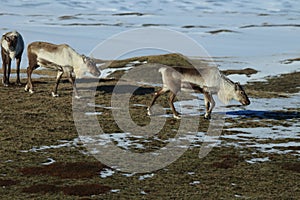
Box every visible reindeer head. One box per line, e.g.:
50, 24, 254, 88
82, 55, 101, 77
3, 34, 18, 51
233, 82, 250, 106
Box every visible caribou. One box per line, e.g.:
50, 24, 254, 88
24, 41, 101, 98
147, 66, 250, 119
1, 31, 24, 86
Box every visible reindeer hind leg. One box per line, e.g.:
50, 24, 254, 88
147, 87, 168, 116
52, 70, 64, 97
169, 91, 181, 119
25, 66, 35, 93
16, 56, 22, 85
6, 58, 12, 86
25, 54, 38, 93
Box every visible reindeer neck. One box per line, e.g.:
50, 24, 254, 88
68, 48, 85, 77
74, 60, 85, 78
218, 73, 236, 104
220, 73, 235, 88
67, 47, 82, 65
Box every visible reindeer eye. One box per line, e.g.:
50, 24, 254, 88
240, 91, 245, 95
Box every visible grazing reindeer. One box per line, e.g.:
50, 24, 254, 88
1, 31, 24, 86
147, 66, 250, 119
25, 41, 101, 98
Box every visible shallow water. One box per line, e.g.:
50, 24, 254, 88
0, 73, 52, 79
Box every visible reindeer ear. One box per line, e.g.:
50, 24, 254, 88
3, 35, 10, 42
234, 82, 240, 90
82, 55, 87, 62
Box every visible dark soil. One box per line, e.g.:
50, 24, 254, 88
0, 54, 299, 199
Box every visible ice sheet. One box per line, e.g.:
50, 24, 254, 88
1, 0, 299, 81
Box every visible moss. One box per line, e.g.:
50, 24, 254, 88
246, 72, 300, 98
1, 54, 299, 199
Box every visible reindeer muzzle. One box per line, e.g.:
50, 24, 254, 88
242, 99, 250, 106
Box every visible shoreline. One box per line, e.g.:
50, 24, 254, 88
1, 53, 299, 98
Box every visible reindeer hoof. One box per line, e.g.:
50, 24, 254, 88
204, 114, 211, 120
173, 114, 181, 119
25, 86, 34, 94
24, 85, 29, 91
3, 83, 9, 87
147, 107, 152, 116
52, 92, 59, 97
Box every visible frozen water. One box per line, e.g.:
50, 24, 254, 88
139, 173, 154, 180
100, 168, 115, 178
1, 0, 299, 82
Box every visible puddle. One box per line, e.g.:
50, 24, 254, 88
140, 190, 148, 195
100, 168, 115, 178
85, 111, 103, 116
138, 173, 154, 180
190, 180, 201, 185
247, 142, 300, 155
245, 157, 270, 164
0, 73, 51, 79
122, 172, 136, 177
99, 66, 133, 79
20, 138, 81, 153
79, 133, 148, 152
99, 60, 147, 79
41, 158, 56, 165
224, 125, 300, 140
111, 189, 121, 193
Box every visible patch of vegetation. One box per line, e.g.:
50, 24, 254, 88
245, 72, 300, 98
0, 54, 299, 199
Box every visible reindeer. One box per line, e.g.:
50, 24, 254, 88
24, 41, 101, 98
147, 66, 250, 119
1, 31, 24, 86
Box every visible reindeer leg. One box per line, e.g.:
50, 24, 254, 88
6, 58, 11, 86
203, 92, 210, 119
16, 56, 22, 85
67, 72, 80, 99
2, 55, 7, 86
169, 91, 180, 119
52, 70, 64, 97
25, 66, 34, 93
2, 57, 11, 86
203, 91, 215, 120
147, 88, 168, 116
